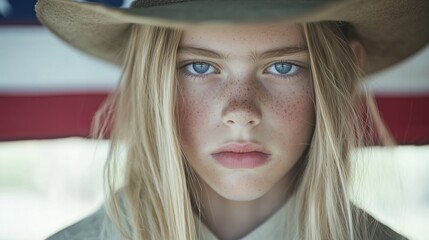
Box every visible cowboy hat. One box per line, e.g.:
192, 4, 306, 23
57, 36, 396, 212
35, 0, 429, 74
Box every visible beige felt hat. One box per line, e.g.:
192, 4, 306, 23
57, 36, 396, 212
35, 0, 429, 74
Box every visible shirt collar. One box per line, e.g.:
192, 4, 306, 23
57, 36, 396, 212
194, 194, 298, 240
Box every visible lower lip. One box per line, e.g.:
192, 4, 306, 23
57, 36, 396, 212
211, 152, 270, 169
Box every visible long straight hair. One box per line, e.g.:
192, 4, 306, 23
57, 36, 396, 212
95, 25, 194, 240
93, 22, 389, 240
299, 22, 364, 240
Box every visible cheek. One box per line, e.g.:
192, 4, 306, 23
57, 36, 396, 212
271, 85, 315, 140
179, 90, 214, 146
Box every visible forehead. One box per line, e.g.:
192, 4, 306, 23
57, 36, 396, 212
179, 23, 305, 52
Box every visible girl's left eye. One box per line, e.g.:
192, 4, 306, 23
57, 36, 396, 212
184, 62, 217, 75
265, 62, 300, 76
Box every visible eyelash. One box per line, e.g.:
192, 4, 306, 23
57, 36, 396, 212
180, 61, 303, 80
183, 62, 219, 76
263, 62, 302, 77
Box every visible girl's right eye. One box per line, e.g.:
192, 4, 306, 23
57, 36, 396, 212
184, 62, 217, 75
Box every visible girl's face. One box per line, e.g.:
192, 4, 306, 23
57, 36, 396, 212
177, 23, 315, 201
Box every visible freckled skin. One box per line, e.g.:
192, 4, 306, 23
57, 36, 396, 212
178, 23, 315, 202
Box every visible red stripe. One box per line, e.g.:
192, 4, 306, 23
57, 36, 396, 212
376, 95, 429, 145
1, 93, 428, 144
0, 93, 106, 141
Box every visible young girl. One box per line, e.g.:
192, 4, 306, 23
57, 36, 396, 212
36, 0, 428, 239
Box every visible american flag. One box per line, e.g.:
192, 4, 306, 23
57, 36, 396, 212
1, 0, 428, 144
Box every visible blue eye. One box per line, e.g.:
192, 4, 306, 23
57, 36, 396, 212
266, 62, 300, 76
185, 62, 217, 75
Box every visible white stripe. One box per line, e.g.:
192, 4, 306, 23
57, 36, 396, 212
0, 27, 121, 93
366, 44, 429, 94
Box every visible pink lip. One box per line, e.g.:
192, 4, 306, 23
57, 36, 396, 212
211, 142, 271, 169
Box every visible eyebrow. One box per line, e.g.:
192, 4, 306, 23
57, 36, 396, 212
255, 46, 308, 60
177, 45, 308, 60
177, 46, 226, 59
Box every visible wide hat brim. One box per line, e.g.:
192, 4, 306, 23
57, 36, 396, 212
35, 0, 429, 74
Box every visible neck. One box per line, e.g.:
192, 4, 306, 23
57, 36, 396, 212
192, 174, 294, 240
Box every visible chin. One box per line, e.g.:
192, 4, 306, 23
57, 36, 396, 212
211, 176, 272, 201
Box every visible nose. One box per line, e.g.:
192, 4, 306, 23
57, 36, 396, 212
221, 99, 261, 128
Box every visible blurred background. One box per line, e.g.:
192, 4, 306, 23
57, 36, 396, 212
0, 0, 428, 239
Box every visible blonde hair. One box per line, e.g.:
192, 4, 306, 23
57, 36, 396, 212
94, 22, 389, 240
96, 25, 194, 239
299, 22, 364, 240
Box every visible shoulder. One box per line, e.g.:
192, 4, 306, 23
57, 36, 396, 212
365, 213, 408, 240
354, 206, 408, 240
47, 206, 120, 240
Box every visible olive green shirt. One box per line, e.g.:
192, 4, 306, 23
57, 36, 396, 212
47, 196, 406, 240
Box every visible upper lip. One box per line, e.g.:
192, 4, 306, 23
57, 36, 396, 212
212, 142, 271, 155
